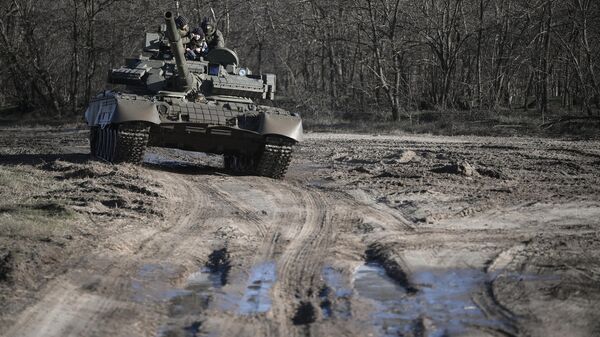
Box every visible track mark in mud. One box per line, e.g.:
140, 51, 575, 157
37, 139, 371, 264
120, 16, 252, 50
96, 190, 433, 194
365, 244, 417, 293
159, 320, 203, 337
206, 248, 231, 286
183, 321, 202, 337
239, 261, 277, 315
292, 302, 316, 325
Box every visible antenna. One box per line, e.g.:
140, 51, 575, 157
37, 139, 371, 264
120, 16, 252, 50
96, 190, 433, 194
175, 0, 180, 16
210, 7, 217, 23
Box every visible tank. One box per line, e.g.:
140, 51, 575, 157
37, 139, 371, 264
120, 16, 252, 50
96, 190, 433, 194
84, 11, 302, 179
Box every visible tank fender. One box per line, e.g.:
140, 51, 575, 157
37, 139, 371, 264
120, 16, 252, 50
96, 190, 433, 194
259, 112, 303, 142
85, 96, 161, 127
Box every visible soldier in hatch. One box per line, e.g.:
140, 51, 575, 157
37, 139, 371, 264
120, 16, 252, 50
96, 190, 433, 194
185, 27, 208, 60
201, 18, 225, 52
175, 15, 190, 41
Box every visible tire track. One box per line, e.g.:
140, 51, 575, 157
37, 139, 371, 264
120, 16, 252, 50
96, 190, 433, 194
199, 179, 335, 337
2, 169, 214, 337
270, 186, 332, 337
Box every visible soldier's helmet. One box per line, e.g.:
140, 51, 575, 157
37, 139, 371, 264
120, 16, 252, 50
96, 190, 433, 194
175, 15, 188, 29
192, 27, 204, 36
201, 17, 215, 36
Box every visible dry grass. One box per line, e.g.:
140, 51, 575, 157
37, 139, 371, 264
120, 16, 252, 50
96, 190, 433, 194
0, 166, 76, 239
302, 108, 600, 138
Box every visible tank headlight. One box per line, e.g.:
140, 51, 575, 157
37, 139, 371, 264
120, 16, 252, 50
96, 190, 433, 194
238, 68, 248, 77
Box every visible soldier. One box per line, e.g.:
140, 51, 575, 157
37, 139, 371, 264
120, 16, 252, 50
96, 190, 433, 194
201, 18, 225, 51
185, 27, 207, 60
175, 15, 190, 42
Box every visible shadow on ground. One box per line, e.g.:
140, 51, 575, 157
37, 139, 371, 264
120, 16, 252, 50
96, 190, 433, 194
0, 153, 90, 166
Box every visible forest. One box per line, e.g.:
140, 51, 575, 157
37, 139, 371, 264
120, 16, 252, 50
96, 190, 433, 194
0, 0, 599, 122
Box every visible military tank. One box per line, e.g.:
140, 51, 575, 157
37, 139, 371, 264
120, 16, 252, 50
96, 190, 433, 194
84, 11, 302, 179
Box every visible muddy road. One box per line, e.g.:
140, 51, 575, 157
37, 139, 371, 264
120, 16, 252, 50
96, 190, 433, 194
1, 127, 599, 337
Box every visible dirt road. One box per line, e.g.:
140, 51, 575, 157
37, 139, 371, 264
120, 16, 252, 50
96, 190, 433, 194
1, 127, 599, 337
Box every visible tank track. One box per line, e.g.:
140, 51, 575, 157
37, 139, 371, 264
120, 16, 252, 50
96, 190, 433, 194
223, 139, 294, 179
89, 122, 149, 164
255, 142, 294, 179
116, 123, 149, 164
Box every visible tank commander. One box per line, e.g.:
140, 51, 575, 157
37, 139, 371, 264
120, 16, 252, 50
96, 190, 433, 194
201, 18, 225, 52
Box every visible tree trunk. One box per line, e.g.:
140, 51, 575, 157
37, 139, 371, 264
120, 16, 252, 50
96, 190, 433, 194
540, 1, 553, 119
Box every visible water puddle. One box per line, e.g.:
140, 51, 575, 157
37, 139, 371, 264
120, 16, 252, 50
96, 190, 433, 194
139, 259, 278, 337
353, 263, 511, 336
239, 261, 277, 315
158, 266, 227, 337
320, 267, 352, 319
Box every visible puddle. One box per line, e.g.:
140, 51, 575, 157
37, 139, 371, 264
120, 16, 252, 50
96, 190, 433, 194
158, 266, 227, 337
170, 267, 223, 315
353, 263, 512, 336
239, 261, 277, 315
142, 259, 279, 336
320, 267, 352, 319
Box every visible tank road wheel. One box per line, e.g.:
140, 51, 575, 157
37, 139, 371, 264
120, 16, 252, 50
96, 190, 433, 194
256, 137, 295, 179
89, 122, 149, 164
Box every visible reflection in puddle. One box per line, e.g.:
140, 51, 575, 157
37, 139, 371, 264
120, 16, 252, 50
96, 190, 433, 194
158, 267, 226, 337
321, 267, 352, 319
239, 261, 277, 315
353, 263, 511, 336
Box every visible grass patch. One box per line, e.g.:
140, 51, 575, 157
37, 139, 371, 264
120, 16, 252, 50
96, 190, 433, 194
0, 166, 77, 239
0, 204, 75, 238
0, 106, 84, 128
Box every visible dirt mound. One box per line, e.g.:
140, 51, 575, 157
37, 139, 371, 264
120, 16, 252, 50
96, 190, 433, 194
431, 160, 480, 177
382, 150, 417, 164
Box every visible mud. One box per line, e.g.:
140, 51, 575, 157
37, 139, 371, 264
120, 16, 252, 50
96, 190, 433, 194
1, 127, 599, 337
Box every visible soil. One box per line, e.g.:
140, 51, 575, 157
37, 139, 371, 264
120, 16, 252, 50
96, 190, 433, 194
1, 126, 599, 337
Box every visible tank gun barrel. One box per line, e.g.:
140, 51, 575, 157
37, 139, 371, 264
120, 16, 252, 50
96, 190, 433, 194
164, 11, 194, 91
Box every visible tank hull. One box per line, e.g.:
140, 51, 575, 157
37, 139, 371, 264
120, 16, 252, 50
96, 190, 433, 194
148, 124, 264, 155
84, 10, 302, 179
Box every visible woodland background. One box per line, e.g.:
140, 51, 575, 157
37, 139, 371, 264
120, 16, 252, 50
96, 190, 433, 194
0, 0, 599, 128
